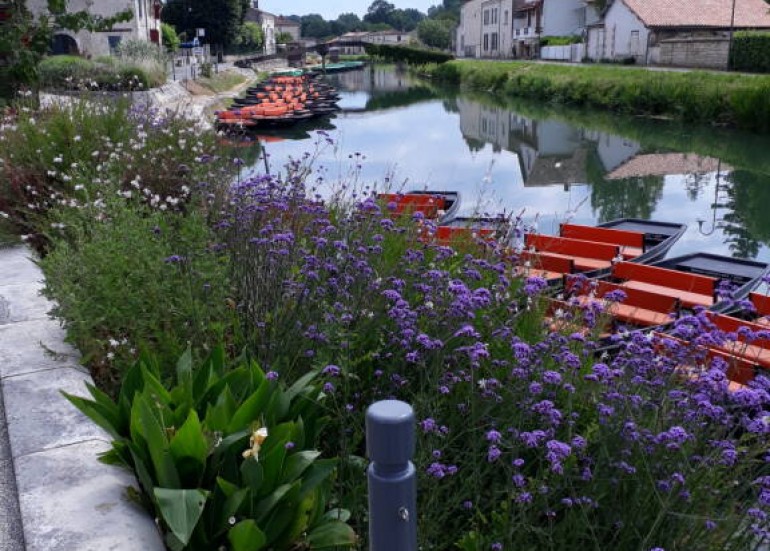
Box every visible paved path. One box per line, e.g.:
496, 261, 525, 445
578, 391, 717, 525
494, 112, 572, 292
0, 245, 164, 550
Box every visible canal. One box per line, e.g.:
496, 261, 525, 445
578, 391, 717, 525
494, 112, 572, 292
247, 64, 770, 263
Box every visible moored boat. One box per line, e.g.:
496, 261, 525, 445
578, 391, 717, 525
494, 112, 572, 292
515, 218, 687, 285
559, 252, 769, 334
376, 191, 460, 221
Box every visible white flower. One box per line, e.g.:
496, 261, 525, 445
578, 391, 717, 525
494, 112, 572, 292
74, 135, 81, 142
53, 156, 63, 164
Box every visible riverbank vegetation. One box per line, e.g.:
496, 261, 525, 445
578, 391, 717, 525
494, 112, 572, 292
424, 61, 770, 132
2, 96, 770, 549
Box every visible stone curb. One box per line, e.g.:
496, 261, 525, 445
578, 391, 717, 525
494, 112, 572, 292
0, 245, 165, 551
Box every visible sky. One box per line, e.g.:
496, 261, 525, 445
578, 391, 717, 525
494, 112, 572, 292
257, 1, 437, 20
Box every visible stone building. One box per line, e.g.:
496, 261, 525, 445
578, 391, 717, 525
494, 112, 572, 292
25, 0, 162, 58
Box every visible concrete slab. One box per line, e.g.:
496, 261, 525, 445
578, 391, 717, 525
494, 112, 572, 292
0, 388, 25, 551
0, 247, 43, 287
16, 440, 164, 551
0, 320, 83, 379
3, 366, 108, 459
0, 282, 52, 325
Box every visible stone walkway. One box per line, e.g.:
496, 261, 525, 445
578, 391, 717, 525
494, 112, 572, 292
0, 245, 164, 550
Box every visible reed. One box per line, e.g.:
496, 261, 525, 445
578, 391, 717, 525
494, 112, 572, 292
428, 61, 770, 133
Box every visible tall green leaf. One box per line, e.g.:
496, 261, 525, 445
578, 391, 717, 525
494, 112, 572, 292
227, 380, 270, 433
306, 521, 358, 549
169, 410, 209, 484
228, 519, 266, 551
137, 394, 180, 488
154, 488, 209, 546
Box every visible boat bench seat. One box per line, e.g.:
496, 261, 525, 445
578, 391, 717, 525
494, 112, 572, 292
756, 317, 770, 328
513, 268, 566, 282
611, 261, 717, 308
654, 332, 758, 386
574, 279, 679, 327
559, 224, 645, 258
621, 280, 714, 308
524, 234, 620, 272
750, 292, 770, 317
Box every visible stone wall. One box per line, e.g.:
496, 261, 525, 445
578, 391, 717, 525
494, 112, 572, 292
658, 37, 729, 69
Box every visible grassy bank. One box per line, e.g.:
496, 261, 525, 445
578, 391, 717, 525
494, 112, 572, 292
425, 61, 770, 132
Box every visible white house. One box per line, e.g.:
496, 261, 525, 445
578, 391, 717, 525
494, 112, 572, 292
457, 0, 589, 59
245, 1, 276, 55
275, 16, 300, 42
26, 0, 161, 58
588, 0, 770, 67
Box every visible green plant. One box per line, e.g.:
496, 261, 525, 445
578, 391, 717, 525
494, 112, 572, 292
364, 42, 454, 64
730, 31, 770, 73
162, 22, 182, 52
64, 347, 357, 550
540, 35, 582, 47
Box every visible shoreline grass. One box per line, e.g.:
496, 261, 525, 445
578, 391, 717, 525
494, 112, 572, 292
424, 61, 770, 133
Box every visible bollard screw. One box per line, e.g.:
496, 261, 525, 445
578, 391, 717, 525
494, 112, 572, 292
398, 507, 410, 522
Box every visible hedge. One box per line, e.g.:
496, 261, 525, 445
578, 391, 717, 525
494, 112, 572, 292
730, 32, 770, 73
38, 55, 161, 91
363, 43, 453, 64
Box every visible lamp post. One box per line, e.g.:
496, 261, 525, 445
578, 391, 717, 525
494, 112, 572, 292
728, 0, 737, 70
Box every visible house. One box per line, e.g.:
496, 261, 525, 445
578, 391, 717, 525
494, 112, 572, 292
327, 30, 414, 56
457, 0, 511, 58
25, 0, 162, 57
512, 0, 586, 58
587, 0, 770, 68
245, 1, 276, 54
456, 0, 589, 59
275, 16, 300, 42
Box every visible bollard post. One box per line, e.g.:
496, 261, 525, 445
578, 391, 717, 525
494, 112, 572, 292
366, 400, 417, 551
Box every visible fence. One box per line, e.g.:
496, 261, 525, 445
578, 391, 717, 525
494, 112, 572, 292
541, 43, 586, 62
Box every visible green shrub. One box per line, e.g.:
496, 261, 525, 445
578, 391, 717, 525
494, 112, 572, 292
731, 31, 770, 73
64, 347, 357, 550
364, 42, 454, 64
540, 35, 582, 46
424, 60, 770, 131
37, 55, 163, 90
38, 55, 94, 87
162, 22, 181, 52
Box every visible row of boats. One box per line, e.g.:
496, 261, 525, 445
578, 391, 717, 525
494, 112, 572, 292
215, 74, 341, 130
380, 190, 770, 389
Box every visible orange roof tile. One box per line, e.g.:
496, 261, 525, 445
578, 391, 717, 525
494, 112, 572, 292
622, 0, 770, 28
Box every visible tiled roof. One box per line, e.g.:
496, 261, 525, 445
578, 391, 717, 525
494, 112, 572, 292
622, 0, 770, 28
275, 17, 299, 27
606, 153, 728, 179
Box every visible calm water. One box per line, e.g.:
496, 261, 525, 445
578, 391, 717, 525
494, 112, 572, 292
244, 64, 770, 263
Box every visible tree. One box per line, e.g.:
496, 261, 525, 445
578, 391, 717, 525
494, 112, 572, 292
364, 0, 395, 25
418, 18, 453, 49
163, 0, 248, 47
300, 14, 330, 39
275, 31, 293, 44
332, 12, 364, 35
161, 22, 180, 52
234, 21, 263, 52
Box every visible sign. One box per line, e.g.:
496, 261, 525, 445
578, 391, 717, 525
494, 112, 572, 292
196, 28, 205, 37
192, 47, 204, 56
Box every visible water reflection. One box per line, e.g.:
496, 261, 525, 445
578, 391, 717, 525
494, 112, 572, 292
252, 65, 770, 262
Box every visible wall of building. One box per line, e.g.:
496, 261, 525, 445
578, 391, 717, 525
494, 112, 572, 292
659, 36, 729, 69
457, 0, 483, 58
541, 0, 584, 37
27, 0, 160, 58
601, 0, 650, 62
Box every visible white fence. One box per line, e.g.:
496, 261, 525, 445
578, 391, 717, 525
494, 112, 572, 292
540, 43, 585, 62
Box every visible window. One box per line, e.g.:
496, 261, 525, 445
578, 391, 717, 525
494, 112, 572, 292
504, 10, 508, 25
527, 11, 532, 27
492, 9, 497, 25
484, 9, 489, 25
137, 0, 143, 18
483, 33, 489, 51
108, 36, 122, 51
491, 33, 498, 50
629, 30, 640, 54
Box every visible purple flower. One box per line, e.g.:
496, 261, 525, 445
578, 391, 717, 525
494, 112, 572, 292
164, 254, 185, 264
265, 371, 279, 381
487, 445, 502, 462
486, 429, 502, 443
322, 364, 341, 376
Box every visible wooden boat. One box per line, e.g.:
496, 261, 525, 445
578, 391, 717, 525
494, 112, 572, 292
377, 191, 460, 221
422, 216, 512, 247
559, 252, 769, 333
653, 291, 770, 389
516, 218, 687, 285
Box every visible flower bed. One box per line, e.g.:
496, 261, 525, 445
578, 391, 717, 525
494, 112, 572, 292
2, 98, 770, 550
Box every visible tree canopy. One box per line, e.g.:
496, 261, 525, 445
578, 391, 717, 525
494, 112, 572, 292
162, 0, 250, 47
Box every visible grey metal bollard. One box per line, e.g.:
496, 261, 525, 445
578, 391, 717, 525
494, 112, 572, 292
366, 400, 417, 551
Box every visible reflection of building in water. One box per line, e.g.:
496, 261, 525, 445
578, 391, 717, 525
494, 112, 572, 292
333, 66, 412, 94
605, 153, 727, 180
457, 98, 641, 189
